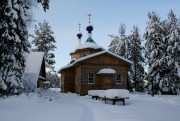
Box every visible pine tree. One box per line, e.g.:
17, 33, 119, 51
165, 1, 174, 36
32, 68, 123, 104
144, 12, 167, 95
0, 0, 31, 94
128, 26, 145, 92
32, 20, 56, 71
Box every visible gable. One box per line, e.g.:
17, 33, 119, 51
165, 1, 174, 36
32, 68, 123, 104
82, 53, 130, 66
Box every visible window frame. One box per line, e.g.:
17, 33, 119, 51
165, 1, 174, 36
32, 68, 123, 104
88, 73, 95, 84
116, 74, 122, 84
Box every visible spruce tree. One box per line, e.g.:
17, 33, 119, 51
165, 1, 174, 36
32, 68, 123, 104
116, 24, 129, 58
128, 26, 145, 92
164, 10, 180, 94
0, 0, 31, 94
0, 0, 50, 95
108, 35, 119, 54
32, 20, 56, 71
108, 24, 129, 58
144, 12, 167, 94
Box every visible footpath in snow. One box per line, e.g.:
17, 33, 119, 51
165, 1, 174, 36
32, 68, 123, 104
0, 89, 180, 121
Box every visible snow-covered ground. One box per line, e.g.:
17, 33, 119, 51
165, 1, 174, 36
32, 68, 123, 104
0, 88, 180, 121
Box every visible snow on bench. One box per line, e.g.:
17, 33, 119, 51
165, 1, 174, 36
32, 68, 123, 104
88, 90, 106, 100
105, 89, 129, 99
105, 89, 129, 105
88, 89, 129, 105
98, 91, 106, 99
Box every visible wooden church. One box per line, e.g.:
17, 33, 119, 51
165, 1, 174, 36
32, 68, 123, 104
58, 15, 132, 95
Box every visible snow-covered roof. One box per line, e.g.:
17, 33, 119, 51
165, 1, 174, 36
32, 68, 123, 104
22, 52, 44, 86
75, 41, 104, 51
59, 50, 132, 72
97, 68, 116, 74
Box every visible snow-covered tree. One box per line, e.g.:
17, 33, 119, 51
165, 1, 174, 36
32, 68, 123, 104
36, 0, 50, 11
46, 71, 60, 87
161, 10, 180, 94
0, 0, 50, 95
144, 12, 168, 94
108, 35, 119, 54
108, 24, 130, 58
128, 26, 145, 92
0, 0, 31, 94
32, 20, 56, 71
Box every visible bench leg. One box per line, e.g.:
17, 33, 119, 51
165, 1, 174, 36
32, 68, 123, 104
105, 97, 106, 104
123, 99, 125, 105
112, 100, 115, 105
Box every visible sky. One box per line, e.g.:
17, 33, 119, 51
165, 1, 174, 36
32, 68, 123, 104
29, 0, 180, 72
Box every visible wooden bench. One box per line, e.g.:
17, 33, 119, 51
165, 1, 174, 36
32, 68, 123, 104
105, 97, 129, 105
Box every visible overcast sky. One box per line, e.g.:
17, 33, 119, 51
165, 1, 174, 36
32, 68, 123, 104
29, 0, 180, 72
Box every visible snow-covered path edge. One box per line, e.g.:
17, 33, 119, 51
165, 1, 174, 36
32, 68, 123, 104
65, 93, 180, 121
1, 90, 180, 121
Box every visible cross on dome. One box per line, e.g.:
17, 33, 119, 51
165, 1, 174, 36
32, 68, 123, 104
78, 23, 81, 32
86, 14, 93, 34
88, 14, 92, 24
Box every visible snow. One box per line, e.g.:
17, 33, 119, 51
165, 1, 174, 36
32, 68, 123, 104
1, 89, 180, 121
22, 52, 44, 86
105, 89, 129, 98
178, 67, 180, 78
75, 42, 104, 51
0, 80, 7, 90
75, 39, 82, 50
97, 68, 116, 74
88, 89, 129, 98
88, 90, 106, 96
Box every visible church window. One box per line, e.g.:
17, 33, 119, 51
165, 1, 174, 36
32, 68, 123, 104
88, 74, 95, 84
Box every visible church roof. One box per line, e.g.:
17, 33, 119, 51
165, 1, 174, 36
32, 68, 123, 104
86, 37, 95, 43
59, 50, 132, 72
74, 40, 104, 51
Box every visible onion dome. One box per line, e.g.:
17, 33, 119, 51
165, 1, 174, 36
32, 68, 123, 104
77, 23, 82, 39
86, 25, 93, 33
77, 32, 82, 39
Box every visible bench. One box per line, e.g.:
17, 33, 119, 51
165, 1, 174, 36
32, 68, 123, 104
105, 97, 129, 105
88, 89, 130, 106
104, 89, 129, 105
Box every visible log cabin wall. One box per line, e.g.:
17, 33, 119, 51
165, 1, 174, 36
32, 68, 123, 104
75, 64, 82, 94
60, 72, 65, 92
80, 53, 129, 95
61, 69, 75, 93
